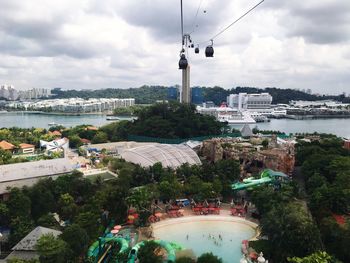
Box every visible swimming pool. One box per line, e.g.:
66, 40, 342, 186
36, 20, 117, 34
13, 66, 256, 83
152, 216, 257, 263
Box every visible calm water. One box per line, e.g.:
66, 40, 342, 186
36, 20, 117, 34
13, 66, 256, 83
233, 118, 350, 138
0, 112, 108, 128
153, 218, 255, 263
1, 112, 350, 138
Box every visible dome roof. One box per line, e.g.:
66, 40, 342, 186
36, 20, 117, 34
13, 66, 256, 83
120, 144, 201, 168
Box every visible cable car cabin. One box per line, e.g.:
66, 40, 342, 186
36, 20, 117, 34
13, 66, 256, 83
178, 54, 188, 69
195, 47, 199, 54
205, 45, 214, 57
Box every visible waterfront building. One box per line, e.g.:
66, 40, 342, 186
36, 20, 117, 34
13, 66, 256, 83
290, 100, 349, 109
227, 93, 273, 115
6, 98, 135, 113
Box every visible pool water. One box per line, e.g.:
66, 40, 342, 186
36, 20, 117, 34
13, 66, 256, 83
153, 216, 256, 263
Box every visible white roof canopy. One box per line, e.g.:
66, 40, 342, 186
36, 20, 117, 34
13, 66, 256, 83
120, 144, 201, 168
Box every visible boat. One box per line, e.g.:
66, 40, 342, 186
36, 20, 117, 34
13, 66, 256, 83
106, 116, 120, 121
216, 108, 256, 124
48, 122, 61, 127
249, 112, 270, 122
196, 106, 256, 124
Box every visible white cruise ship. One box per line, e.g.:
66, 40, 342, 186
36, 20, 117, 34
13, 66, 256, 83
197, 105, 256, 124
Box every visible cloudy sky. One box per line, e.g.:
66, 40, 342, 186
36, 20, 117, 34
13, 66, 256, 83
0, 0, 349, 94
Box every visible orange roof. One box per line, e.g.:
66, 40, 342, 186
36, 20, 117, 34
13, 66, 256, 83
80, 138, 91, 144
85, 126, 98, 131
0, 140, 15, 150
19, 143, 35, 149
50, 130, 62, 136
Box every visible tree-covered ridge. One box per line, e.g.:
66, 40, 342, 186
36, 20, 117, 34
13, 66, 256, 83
296, 137, 350, 262
51, 86, 168, 104
101, 102, 226, 140
51, 85, 350, 105
246, 135, 349, 263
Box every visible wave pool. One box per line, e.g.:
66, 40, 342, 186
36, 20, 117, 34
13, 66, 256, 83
153, 216, 257, 263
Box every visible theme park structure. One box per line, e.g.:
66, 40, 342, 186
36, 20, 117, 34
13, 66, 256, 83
232, 169, 289, 191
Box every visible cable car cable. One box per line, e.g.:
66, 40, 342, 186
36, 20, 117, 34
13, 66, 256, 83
211, 0, 264, 40
180, 0, 185, 46
197, 0, 265, 45
189, 0, 204, 34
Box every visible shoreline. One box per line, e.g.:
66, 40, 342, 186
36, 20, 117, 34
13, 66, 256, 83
2, 110, 109, 116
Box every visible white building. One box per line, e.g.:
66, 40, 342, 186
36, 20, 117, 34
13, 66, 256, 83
6, 98, 135, 113
227, 93, 273, 115
290, 100, 349, 109
0, 85, 18, 100
0, 86, 51, 100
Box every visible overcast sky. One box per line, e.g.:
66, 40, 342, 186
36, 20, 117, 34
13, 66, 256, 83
0, 0, 349, 94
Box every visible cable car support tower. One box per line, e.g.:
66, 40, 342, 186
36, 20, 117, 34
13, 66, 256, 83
178, 0, 265, 104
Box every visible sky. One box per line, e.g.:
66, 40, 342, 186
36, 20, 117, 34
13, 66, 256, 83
0, 0, 349, 94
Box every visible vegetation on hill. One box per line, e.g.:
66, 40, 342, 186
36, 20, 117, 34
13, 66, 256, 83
296, 137, 350, 262
249, 135, 349, 262
51, 86, 168, 104
51, 86, 350, 105
100, 102, 227, 140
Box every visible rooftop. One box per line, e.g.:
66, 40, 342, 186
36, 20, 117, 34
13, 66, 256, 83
19, 143, 35, 149
120, 144, 201, 168
0, 140, 15, 150
12, 226, 62, 251
0, 158, 74, 194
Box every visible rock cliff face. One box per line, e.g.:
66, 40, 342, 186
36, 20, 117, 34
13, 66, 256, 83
200, 137, 295, 176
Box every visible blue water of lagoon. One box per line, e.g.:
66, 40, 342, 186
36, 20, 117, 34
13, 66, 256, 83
1, 112, 350, 138
153, 217, 256, 263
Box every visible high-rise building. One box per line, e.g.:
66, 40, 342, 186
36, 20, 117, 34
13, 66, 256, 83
167, 87, 179, 101
0, 85, 18, 100
191, 87, 203, 105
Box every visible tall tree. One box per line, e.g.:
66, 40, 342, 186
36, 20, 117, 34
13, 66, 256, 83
36, 233, 69, 263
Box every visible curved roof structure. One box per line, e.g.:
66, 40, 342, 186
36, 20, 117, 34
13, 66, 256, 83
120, 144, 201, 168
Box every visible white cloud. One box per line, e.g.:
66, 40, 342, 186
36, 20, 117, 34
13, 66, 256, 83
0, 0, 349, 94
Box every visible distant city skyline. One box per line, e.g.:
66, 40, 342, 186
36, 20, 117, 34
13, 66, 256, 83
0, 0, 349, 94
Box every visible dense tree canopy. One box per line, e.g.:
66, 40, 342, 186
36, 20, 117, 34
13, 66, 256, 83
296, 136, 350, 262
101, 102, 226, 140
137, 241, 163, 263
36, 233, 69, 263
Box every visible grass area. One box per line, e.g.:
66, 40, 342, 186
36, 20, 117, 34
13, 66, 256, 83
86, 171, 117, 182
